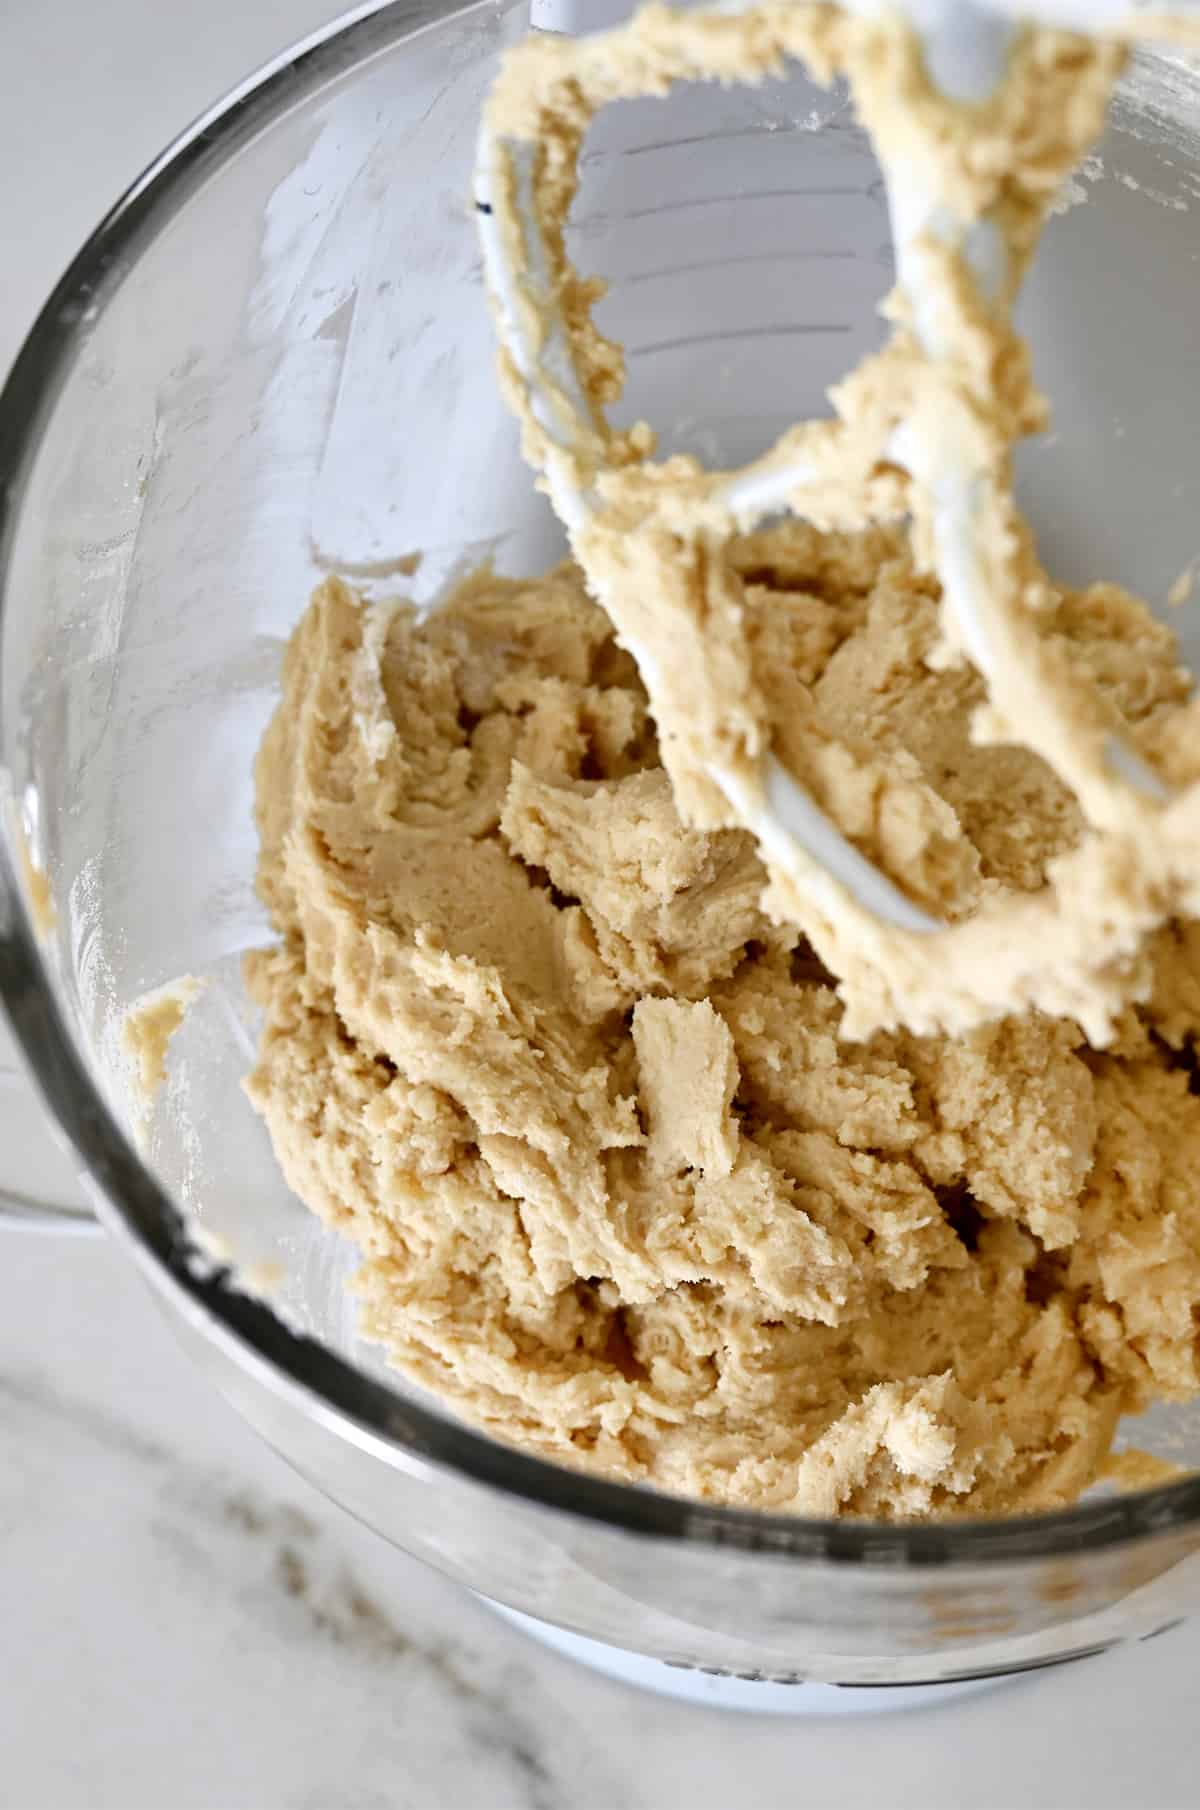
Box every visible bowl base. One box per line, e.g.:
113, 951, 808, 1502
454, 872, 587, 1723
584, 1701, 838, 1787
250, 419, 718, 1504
485, 1602, 1011, 1715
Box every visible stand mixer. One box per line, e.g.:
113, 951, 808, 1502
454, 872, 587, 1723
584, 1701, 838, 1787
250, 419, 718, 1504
7, 0, 1200, 1714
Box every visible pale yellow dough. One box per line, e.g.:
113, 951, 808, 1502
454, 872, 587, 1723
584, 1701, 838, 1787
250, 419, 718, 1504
245, 527, 1200, 1517
247, 6, 1200, 1517
123, 977, 205, 1103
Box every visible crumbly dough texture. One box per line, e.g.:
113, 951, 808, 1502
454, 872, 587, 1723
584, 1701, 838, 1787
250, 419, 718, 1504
246, 528, 1200, 1517
483, 5, 1200, 1043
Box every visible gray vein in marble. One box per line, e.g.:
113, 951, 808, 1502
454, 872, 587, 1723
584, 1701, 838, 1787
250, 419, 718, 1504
1, 1358, 594, 1810
0, 1362, 174, 1467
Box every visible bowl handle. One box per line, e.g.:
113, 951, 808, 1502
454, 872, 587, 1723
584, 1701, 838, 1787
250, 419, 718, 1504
0, 1069, 99, 1234
0, 1184, 98, 1235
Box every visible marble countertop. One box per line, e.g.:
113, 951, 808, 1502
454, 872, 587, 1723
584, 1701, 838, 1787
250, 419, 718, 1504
4, 3, 1200, 1805
4, 1230, 1200, 1810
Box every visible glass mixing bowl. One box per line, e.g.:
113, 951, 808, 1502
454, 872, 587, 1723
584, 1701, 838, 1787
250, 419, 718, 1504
5, 0, 1200, 1696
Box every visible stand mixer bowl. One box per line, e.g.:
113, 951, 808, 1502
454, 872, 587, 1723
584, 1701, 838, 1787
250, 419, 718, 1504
4, 0, 1200, 1698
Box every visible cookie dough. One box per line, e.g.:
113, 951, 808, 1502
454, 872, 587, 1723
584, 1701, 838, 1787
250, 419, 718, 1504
245, 524, 1200, 1516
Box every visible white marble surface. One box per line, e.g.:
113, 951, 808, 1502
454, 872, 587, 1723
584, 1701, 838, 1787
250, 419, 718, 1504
3, 1231, 1200, 1810
4, 2, 1200, 1806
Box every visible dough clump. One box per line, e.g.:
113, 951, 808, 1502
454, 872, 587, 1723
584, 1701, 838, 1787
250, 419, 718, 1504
245, 524, 1200, 1517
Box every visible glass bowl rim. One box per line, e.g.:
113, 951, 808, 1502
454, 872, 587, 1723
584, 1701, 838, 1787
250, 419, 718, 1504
2, 0, 1199, 1569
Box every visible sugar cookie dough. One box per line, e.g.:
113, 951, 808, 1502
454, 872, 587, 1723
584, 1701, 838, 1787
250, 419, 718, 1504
245, 524, 1200, 1517
246, 7, 1200, 1517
